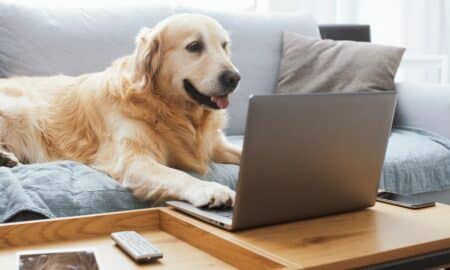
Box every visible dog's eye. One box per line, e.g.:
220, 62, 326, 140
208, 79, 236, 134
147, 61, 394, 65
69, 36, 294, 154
222, 42, 228, 50
186, 41, 203, 53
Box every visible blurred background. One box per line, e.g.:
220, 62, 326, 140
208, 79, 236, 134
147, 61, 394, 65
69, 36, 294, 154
168, 0, 450, 84
24, 0, 450, 84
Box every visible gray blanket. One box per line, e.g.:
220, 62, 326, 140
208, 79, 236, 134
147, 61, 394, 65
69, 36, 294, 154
1, 128, 450, 222
0, 161, 149, 222
380, 127, 450, 194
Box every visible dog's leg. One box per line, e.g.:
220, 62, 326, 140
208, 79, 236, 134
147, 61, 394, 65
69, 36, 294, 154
0, 114, 20, 168
211, 131, 241, 165
121, 156, 235, 207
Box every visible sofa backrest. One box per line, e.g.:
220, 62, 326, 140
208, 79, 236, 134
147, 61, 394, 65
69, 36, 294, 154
0, 2, 320, 135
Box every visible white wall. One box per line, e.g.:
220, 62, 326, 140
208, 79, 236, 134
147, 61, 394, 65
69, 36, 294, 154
172, 0, 450, 84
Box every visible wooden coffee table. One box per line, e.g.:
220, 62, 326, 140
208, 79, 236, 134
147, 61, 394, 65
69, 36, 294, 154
2, 203, 450, 269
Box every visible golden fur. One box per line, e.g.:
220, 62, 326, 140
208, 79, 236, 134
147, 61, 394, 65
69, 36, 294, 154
0, 14, 241, 207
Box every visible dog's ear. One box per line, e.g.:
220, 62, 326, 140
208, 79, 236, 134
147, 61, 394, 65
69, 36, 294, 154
131, 27, 162, 91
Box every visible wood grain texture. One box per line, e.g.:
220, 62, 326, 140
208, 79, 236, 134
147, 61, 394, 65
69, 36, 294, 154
2, 203, 450, 269
159, 209, 287, 270
0, 207, 281, 269
0, 208, 160, 249
163, 203, 450, 269
1, 230, 236, 269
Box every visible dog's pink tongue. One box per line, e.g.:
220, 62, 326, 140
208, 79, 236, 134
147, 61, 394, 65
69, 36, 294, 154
216, 95, 229, 109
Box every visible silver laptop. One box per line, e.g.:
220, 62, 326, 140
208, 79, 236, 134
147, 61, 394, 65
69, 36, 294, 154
168, 92, 397, 231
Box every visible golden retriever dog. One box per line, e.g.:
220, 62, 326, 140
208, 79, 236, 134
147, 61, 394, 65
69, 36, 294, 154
0, 14, 241, 208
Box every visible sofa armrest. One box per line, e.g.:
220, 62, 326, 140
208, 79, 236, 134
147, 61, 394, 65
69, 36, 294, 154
394, 82, 450, 139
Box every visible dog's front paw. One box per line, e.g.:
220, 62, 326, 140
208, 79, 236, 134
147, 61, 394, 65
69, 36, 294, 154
0, 151, 20, 168
184, 182, 235, 208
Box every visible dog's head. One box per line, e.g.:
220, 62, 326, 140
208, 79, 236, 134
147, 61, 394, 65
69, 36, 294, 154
131, 14, 240, 110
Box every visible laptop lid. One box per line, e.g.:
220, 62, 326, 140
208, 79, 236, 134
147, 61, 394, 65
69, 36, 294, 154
232, 92, 397, 230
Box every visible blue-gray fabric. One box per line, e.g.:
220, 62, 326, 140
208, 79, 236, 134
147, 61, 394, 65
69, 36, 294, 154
380, 127, 450, 194
0, 161, 150, 222
2, 128, 450, 222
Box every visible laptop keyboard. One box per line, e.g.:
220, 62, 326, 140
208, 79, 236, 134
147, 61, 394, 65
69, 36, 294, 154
206, 209, 233, 218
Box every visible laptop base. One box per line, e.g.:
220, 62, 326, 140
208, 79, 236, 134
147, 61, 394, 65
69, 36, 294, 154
167, 201, 234, 230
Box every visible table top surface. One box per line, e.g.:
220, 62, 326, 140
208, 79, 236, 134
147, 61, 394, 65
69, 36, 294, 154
164, 202, 450, 269
2, 203, 450, 270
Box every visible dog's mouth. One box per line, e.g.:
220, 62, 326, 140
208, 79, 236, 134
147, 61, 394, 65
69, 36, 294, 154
183, 79, 229, 110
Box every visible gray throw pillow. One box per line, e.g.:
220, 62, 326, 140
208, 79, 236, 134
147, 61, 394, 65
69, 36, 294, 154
277, 32, 405, 94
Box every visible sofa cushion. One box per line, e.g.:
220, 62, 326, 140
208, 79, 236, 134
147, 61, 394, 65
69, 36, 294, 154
0, 2, 320, 135
277, 32, 405, 93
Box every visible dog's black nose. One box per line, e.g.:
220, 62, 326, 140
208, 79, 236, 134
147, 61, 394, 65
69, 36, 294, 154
219, 70, 241, 90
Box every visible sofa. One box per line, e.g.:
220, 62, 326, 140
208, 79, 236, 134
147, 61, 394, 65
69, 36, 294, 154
1, 2, 450, 222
